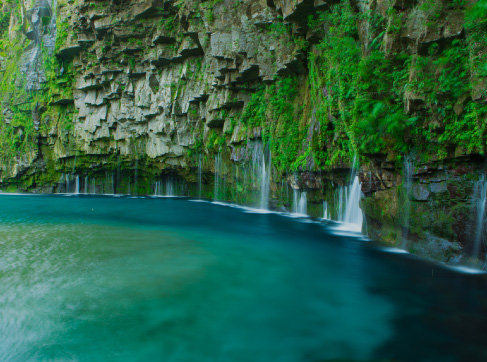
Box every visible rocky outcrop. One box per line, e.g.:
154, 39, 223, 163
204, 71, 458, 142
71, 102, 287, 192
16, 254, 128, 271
45, 0, 314, 166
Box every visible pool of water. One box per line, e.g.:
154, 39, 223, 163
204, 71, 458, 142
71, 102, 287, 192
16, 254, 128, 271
0, 194, 486, 362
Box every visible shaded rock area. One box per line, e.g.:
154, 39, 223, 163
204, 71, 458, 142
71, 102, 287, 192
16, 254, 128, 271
360, 156, 486, 265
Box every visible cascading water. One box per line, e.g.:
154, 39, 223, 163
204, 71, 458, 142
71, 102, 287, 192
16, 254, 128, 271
293, 190, 307, 215
154, 181, 161, 196
84, 176, 88, 194
293, 190, 298, 214
75, 175, 80, 194
65, 174, 70, 193
165, 177, 175, 196
343, 174, 363, 227
334, 157, 363, 231
473, 175, 487, 260
134, 152, 139, 196
214, 154, 223, 200
249, 141, 271, 210
323, 201, 329, 219
259, 145, 271, 210
401, 157, 414, 247
101, 172, 114, 194
198, 154, 203, 199
58, 173, 65, 193
336, 187, 346, 221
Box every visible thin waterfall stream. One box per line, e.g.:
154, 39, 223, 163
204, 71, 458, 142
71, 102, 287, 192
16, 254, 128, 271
154, 181, 161, 196
165, 177, 175, 196
214, 153, 222, 200
134, 145, 139, 195
293, 189, 307, 215
401, 157, 414, 248
473, 175, 487, 260
75, 175, 80, 194
248, 141, 271, 210
323, 201, 329, 219
332, 158, 364, 232
198, 154, 203, 199
259, 145, 271, 210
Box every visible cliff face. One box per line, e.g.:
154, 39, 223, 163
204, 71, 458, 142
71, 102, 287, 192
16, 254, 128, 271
0, 0, 486, 266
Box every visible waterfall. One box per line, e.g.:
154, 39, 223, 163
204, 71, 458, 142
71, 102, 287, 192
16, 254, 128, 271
134, 144, 139, 195
75, 175, 80, 194
198, 154, 203, 199
323, 201, 329, 219
117, 155, 122, 192
84, 175, 88, 194
299, 192, 307, 215
154, 181, 161, 196
58, 173, 64, 193
165, 177, 174, 196
336, 186, 346, 221
91, 179, 96, 194
334, 157, 363, 231
102, 172, 113, 194
343, 175, 363, 226
248, 141, 271, 209
134, 159, 138, 195
473, 175, 487, 259
293, 190, 307, 215
214, 154, 223, 200
259, 145, 271, 210
65, 174, 70, 193
402, 157, 414, 247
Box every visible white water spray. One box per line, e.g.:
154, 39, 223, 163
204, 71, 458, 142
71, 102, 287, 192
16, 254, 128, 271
473, 175, 487, 260
258, 145, 271, 210
154, 181, 161, 196
246, 141, 272, 210
198, 154, 203, 199
343, 175, 363, 227
335, 157, 363, 231
165, 177, 175, 196
293, 190, 307, 215
402, 157, 414, 247
214, 154, 223, 200
75, 175, 80, 194
323, 201, 329, 219
65, 174, 70, 193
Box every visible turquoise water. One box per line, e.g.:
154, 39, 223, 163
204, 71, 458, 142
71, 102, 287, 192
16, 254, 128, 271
0, 195, 486, 362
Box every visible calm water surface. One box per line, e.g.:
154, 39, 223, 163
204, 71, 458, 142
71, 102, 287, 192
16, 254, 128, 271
0, 194, 486, 362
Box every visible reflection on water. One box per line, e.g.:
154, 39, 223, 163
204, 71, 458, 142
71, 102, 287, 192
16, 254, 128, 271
0, 195, 486, 362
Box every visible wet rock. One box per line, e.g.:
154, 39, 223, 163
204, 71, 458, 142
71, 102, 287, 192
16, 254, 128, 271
411, 233, 462, 263
412, 183, 430, 201
430, 182, 447, 194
